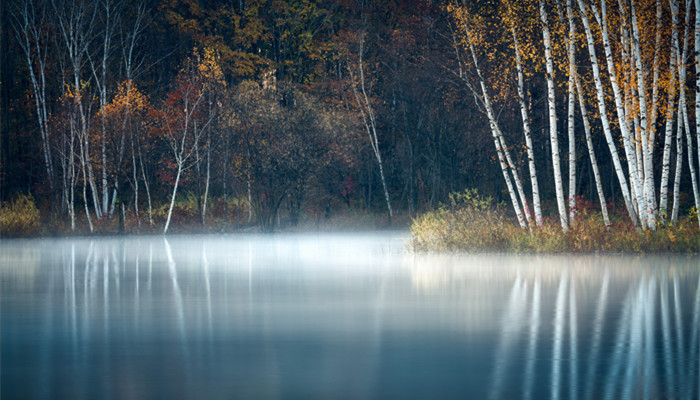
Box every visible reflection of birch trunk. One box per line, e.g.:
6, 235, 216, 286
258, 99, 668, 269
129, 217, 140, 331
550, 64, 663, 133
523, 278, 540, 400
584, 271, 609, 400
551, 273, 568, 399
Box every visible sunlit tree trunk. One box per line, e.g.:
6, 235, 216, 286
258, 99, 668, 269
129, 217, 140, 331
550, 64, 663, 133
509, 21, 542, 226
137, 139, 153, 226
695, 0, 700, 226
591, 0, 647, 226
201, 134, 211, 225
566, 0, 577, 223
630, 0, 657, 228
459, 23, 527, 229
348, 31, 393, 225
540, 0, 568, 230
672, 105, 685, 222
89, 0, 119, 217
164, 165, 182, 234
575, 76, 611, 227
648, 0, 663, 155
659, 0, 680, 219
676, 0, 700, 225
576, 0, 639, 226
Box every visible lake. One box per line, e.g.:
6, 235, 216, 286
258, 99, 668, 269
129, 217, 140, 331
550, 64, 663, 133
1, 232, 699, 399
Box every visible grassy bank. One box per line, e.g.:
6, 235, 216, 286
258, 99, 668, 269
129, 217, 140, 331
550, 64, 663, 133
411, 190, 700, 253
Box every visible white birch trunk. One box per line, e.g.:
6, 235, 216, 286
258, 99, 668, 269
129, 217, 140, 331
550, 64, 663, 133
540, 0, 568, 230
696, 0, 700, 226
566, 0, 577, 223
348, 32, 394, 224
672, 106, 684, 222
163, 165, 182, 234
660, 0, 680, 218
630, 0, 657, 228
459, 21, 527, 228
510, 23, 543, 226
649, 0, 663, 154
575, 76, 611, 227
576, 0, 639, 225
682, 100, 700, 224
591, 0, 647, 226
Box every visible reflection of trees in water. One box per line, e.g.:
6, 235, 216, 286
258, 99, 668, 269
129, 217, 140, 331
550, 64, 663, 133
11, 238, 700, 399
485, 266, 700, 400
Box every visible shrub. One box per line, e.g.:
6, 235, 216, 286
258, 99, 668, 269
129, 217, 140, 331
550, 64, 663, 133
0, 194, 42, 237
411, 189, 700, 253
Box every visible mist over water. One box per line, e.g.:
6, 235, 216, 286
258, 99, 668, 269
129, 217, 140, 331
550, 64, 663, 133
1, 233, 699, 399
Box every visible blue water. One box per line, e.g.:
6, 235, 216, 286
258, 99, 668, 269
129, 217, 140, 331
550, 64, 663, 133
1, 233, 699, 399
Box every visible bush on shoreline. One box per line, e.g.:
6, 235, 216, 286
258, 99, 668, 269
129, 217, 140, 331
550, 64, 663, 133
0, 194, 42, 237
411, 190, 700, 253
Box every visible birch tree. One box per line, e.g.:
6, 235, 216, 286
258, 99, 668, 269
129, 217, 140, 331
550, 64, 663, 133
447, 5, 529, 228
505, 0, 543, 226
11, 0, 56, 204
159, 48, 224, 234
540, 0, 568, 230
347, 30, 394, 225
576, 0, 639, 226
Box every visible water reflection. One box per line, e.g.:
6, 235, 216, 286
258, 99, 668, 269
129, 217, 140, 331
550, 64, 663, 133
1, 234, 699, 399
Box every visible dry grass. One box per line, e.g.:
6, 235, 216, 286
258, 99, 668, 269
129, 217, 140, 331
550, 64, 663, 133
411, 190, 700, 253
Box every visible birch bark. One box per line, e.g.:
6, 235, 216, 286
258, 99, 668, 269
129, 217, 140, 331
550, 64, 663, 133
459, 20, 527, 228
566, 0, 577, 223
575, 76, 611, 227
348, 31, 394, 225
541, 0, 568, 230
659, 0, 680, 218
576, 0, 639, 226
509, 20, 542, 226
591, 0, 647, 226
630, 0, 657, 227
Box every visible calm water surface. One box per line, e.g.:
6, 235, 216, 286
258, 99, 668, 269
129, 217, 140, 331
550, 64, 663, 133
1, 232, 699, 399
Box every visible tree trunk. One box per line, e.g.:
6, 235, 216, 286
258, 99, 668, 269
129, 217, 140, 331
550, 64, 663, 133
566, 0, 577, 223
672, 106, 685, 222
575, 76, 610, 227
460, 20, 527, 228
510, 23, 542, 226
540, 0, 568, 230
630, 0, 656, 228
660, 0, 680, 219
348, 32, 393, 225
591, 0, 646, 226
576, 0, 639, 226
202, 136, 211, 226
164, 165, 183, 234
